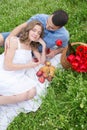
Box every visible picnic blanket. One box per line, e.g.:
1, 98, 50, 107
0, 53, 62, 130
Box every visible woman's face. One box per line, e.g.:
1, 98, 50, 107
29, 25, 42, 42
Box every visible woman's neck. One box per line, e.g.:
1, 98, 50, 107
20, 41, 31, 50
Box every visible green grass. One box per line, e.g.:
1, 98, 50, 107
0, 0, 87, 130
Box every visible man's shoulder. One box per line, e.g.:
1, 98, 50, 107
57, 27, 69, 35
55, 27, 69, 42
27, 14, 49, 23
35, 14, 48, 17
33, 14, 49, 20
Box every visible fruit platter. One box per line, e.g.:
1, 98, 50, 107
36, 61, 56, 83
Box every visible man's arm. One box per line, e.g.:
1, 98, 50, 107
53, 47, 64, 55
46, 47, 64, 58
6, 22, 28, 43
5, 14, 43, 46
4, 22, 28, 52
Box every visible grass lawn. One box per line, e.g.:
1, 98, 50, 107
0, 0, 87, 129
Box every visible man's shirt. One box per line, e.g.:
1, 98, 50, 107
27, 14, 69, 49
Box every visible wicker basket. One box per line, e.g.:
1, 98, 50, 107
61, 42, 87, 69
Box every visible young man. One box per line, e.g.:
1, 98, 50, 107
0, 9, 69, 58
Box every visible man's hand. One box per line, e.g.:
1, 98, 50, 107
46, 47, 64, 58
46, 50, 55, 58
4, 38, 10, 54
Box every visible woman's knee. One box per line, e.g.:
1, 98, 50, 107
0, 34, 4, 46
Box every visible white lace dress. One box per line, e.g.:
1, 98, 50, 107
0, 39, 62, 130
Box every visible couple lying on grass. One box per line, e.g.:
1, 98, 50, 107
0, 9, 69, 105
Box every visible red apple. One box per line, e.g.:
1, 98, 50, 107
36, 70, 43, 77
56, 39, 62, 46
38, 76, 45, 83
43, 72, 48, 79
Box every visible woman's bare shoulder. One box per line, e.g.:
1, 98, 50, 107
10, 36, 18, 49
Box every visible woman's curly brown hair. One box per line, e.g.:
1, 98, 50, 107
19, 20, 44, 50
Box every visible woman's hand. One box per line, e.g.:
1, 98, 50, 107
4, 36, 18, 54
38, 38, 46, 64
38, 38, 46, 48
27, 60, 40, 68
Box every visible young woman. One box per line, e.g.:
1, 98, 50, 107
0, 20, 46, 105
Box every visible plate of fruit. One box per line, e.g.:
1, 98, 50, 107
36, 61, 55, 83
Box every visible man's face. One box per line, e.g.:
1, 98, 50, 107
46, 15, 60, 31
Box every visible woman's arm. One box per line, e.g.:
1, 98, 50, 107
33, 38, 46, 64
4, 37, 40, 71
38, 38, 46, 64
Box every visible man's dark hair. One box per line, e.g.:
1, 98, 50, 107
52, 9, 68, 27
